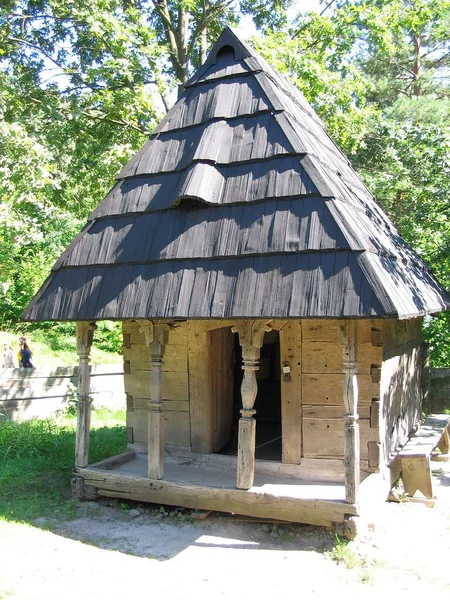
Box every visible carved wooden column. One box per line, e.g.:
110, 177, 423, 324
140, 321, 170, 480
75, 321, 96, 468
232, 320, 272, 490
340, 320, 359, 504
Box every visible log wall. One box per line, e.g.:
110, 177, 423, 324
380, 318, 423, 466
301, 319, 382, 465
123, 322, 190, 449
123, 318, 383, 468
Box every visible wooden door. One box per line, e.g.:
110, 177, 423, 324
209, 327, 234, 452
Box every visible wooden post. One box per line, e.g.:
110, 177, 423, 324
75, 321, 96, 468
339, 321, 359, 504
140, 321, 170, 480
232, 320, 272, 490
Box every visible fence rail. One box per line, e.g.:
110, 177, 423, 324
0, 364, 125, 421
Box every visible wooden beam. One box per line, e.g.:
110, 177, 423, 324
78, 467, 357, 526
339, 321, 360, 504
232, 320, 272, 489
75, 321, 96, 468
139, 321, 170, 479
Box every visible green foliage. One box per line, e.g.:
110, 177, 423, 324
252, 24, 380, 154
94, 321, 123, 354
0, 1, 449, 364
354, 118, 450, 295
0, 327, 121, 366
423, 314, 450, 367
254, 2, 450, 365
0, 409, 126, 523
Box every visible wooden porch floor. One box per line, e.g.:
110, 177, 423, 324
115, 453, 347, 501
76, 450, 358, 527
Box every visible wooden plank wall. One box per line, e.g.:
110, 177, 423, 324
279, 321, 302, 464
123, 322, 190, 449
301, 320, 382, 465
381, 318, 423, 466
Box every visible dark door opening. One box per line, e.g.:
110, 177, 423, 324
217, 330, 282, 461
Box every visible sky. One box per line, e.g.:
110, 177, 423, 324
236, 0, 326, 39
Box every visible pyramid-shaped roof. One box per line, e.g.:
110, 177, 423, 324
23, 28, 449, 321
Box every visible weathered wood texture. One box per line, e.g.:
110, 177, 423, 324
123, 321, 191, 449
139, 321, 170, 480
381, 318, 423, 467
23, 29, 450, 324
77, 466, 357, 526
232, 320, 273, 489
398, 414, 450, 458
75, 322, 96, 468
301, 320, 381, 462
279, 321, 302, 464
165, 446, 349, 482
188, 322, 212, 453
124, 318, 383, 467
397, 414, 450, 499
209, 327, 234, 452
340, 320, 359, 504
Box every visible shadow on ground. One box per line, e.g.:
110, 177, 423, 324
40, 500, 337, 561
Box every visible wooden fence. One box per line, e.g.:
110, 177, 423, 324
0, 364, 125, 421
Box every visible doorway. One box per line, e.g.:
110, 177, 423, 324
217, 330, 282, 461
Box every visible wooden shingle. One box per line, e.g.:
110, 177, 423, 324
22, 27, 450, 322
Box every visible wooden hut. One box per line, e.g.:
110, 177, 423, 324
22, 28, 450, 529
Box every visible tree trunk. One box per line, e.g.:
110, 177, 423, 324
412, 34, 423, 97
200, 1, 209, 64
177, 7, 190, 97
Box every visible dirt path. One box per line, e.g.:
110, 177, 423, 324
1, 463, 450, 599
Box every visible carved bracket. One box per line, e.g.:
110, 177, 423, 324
76, 322, 97, 355
139, 321, 171, 349
232, 320, 273, 362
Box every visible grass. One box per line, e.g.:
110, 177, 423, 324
0, 408, 127, 524
0, 329, 121, 367
328, 534, 360, 569
328, 534, 385, 584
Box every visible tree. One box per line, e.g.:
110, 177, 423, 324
254, 1, 450, 364
0, 0, 294, 326
1, 1, 449, 363
350, 0, 450, 106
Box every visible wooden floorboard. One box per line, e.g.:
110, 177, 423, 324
76, 452, 358, 526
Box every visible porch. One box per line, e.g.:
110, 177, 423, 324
74, 449, 358, 528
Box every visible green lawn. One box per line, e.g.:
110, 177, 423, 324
0, 408, 127, 524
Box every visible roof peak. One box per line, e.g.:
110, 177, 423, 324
184, 26, 255, 88
207, 26, 254, 63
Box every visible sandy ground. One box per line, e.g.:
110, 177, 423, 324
1, 463, 450, 600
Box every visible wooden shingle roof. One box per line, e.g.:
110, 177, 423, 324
22, 27, 450, 322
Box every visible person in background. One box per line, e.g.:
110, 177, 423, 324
2, 343, 14, 368
17, 336, 26, 365
20, 342, 34, 369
